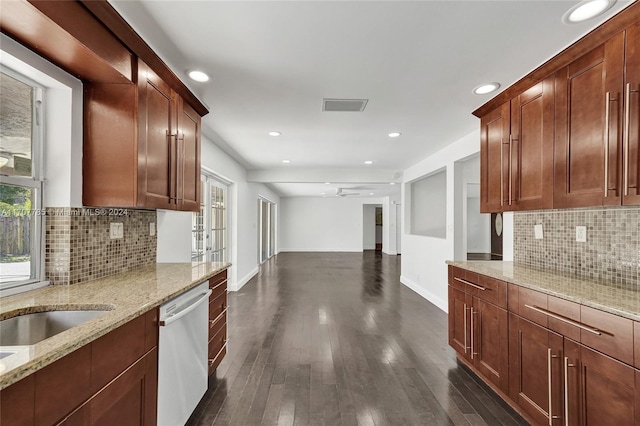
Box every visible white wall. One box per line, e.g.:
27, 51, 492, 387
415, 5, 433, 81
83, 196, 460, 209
158, 135, 280, 292
383, 194, 401, 255
279, 197, 386, 252
362, 204, 376, 250
400, 129, 513, 312
409, 169, 447, 238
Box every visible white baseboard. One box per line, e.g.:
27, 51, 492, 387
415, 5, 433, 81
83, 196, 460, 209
229, 266, 259, 292
400, 275, 448, 313
382, 250, 397, 255
279, 248, 363, 253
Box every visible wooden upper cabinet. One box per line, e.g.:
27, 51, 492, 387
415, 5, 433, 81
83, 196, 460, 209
177, 98, 202, 212
624, 22, 640, 205
138, 61, 177, 210
510, 78, 555, 210
84, 60, 201, 211
554, 34, 625, 208
480, 102, 510, 213
480, 79, 554, 213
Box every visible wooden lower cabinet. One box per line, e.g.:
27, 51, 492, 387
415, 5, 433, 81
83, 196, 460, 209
59, 348, 158, 426
508, 315, 640, 426
0, 309, 159, 426
448, 285, 508, 392
208, 270, 228, 374
509, 314, 564, 425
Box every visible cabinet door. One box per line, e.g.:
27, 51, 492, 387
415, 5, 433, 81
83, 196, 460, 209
61, 349, 158, 426
510, 78, 554, 210
574, 344, 640, 426
138, 61, 177, 210
509, 314, 563, 426
480, 102, 510, 212
177, 98, 201, 212
554, 34, 625, 208
448, 286, 471, 358
624, 22, 640, 205
472, 297, 508, 391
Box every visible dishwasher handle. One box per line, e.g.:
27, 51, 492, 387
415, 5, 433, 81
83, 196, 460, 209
159, 289, 213, 326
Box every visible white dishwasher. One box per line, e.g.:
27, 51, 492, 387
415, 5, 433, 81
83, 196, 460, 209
158, 282, 212, 426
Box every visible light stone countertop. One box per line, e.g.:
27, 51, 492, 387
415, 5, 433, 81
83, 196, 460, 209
446, 261, 640, 322
0, 262, 230, 390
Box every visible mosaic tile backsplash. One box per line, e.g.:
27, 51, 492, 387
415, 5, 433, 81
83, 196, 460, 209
514, 207, 639, 289
45, 208, 157, 285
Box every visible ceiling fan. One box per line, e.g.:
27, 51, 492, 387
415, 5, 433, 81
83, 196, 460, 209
324, 188, 360, 197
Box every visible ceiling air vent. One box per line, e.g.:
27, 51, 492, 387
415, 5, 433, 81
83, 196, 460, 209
322, 98, 368, 112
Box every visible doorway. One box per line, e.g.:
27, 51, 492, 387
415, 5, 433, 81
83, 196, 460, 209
362, 204, 382, 251
258, 198, 276, 263
466, 183, 502, 260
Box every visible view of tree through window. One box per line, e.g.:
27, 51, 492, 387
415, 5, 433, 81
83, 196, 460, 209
0, 70, 39, 285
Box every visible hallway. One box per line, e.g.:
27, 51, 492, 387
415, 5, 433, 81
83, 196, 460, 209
187, 252, 526, 426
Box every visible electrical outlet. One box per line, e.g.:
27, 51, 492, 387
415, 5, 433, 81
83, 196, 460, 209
150, 222, 156, 236
534, 224, 544, 240
576, 226, 587, 243
110, 222, 123, 239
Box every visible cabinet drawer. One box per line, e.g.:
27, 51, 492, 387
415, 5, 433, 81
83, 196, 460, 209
208, 325, 227, 367
210, 277, 227, 301
448, 266, 481, 292
209, 270, 227, 289
475, 275, 507, 308
209, 344, 227, 376
580, 305, 634, 366
209, 311, 226, 341
516, 286, 549, 328
209, 291, 227, 321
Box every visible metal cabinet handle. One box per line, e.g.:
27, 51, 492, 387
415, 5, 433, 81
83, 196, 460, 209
624, 83, 639, 196
604, 91, 611, 197
524, 305, 601, 335
470, 308, 479, 359
563, 357, 576, 426
454, 277, 487, 291
500, 137, 505, 206
508, 134, 513, 206
463, 303, 468, 354
470, 307, 475, 360
548, 348, 553, 426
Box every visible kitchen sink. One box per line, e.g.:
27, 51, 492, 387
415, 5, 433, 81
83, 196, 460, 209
0, 309, 110, 346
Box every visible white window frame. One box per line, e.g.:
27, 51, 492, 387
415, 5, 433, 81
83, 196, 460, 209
0, 66, 46, 295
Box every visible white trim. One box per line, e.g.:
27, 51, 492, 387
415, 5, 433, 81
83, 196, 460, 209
0, 280, 49, 298
382, 250, 397, 255
279, 248, 363, 253
229, 266, 259, 292
400, 275, 448, 313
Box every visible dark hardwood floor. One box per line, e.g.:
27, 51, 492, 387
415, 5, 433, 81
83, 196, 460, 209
187, 252, 527, 426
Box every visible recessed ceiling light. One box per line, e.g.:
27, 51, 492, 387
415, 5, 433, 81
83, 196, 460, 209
369, 193, 374, 196
473, 82, 501, 95
364, 160, 373, 165
325, 182, 331, 185
282, 159, 291, 163
563, 0, 615, 23
321, 192, 326, 195
268, 131, 281, 137
390, 182, 396, 185
187, 70, 209, 82
388, 132, 402, 138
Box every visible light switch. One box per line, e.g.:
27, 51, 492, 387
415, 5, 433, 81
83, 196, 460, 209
150, 222, 156, 236
576, 226, 587, 243
110, 222, 123, 239
534, 224, 543, 240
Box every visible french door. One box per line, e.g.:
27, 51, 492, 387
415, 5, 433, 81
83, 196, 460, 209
192, 174, 228, 263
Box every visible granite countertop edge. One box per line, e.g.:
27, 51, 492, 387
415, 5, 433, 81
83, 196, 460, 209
446, 261, 640, 322
0, 262, 231, 390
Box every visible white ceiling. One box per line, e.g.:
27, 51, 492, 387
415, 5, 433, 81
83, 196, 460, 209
109, 0, 632, 198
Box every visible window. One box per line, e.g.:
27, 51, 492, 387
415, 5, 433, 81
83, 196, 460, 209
192, 174, 228, 263
409, 168, 447, 238
0, 68, 44, 289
